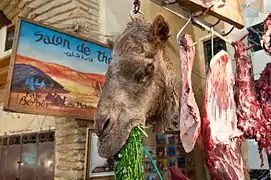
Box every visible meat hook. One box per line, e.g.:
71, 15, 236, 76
133, 0, 141, 14
239, 33, 250, 42
239, 32, 256, 49
129, 9, 144, 21
232, 32, 256, 51
176, 5, 214, 45
176, 16, 193, 45
221, 26, 235, 37
130, 0, 144, 21
245, 44, 256, 51
209, 19, 221, 28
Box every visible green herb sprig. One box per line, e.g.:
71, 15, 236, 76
114, 126, 144, 180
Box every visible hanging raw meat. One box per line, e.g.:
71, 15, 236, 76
201, 50, 245, 179
258, 63, 271, 120
261, 13, 271, 56
233, 34, 271, 165
179, 34, 201, 153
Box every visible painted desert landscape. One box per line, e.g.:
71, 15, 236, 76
8, 54, 106, 119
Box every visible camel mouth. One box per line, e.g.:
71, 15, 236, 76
97, 119, 142, 158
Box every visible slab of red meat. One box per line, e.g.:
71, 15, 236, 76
261, 13, 271, 56
233, 36, 271, 165
201, 50, 245, 179
258, 63, 271, 120
168, 167, 190, 180
179, 34, 201, 153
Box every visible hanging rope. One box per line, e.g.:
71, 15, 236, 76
211, 27, 214, 58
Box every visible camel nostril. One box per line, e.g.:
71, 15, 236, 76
102, 118, 110, 134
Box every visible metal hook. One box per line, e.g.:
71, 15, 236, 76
245, 44, 256, 51
239, 33, 250, 42
130, 9, 144, 21
133, 0, 141, 14
221, 26, 235, 37
210, 19, 221, 28
232, 32, 256, 51
130, 0, 143, 21
176, 16, 192, 45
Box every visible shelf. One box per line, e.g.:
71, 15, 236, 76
0, 66, 8, 76
0, 51, 11, 62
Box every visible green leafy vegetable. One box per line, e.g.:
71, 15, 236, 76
114, 126, 143, 180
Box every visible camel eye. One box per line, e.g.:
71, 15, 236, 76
135, 44, 144, 54
145, 63, 154, 76
134, 63, 154, 84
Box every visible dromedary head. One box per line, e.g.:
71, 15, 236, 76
94, 15, 180, 158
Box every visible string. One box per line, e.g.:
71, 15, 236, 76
211, 27, 214, 58
132, 126, 164, 180
130, 138, 164, 180
142, 145, 164, 180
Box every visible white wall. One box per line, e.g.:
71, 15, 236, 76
99, 0, 133, 43
0, 26, 12, 58
264, 0, 271, 13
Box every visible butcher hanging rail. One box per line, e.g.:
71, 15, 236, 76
151, 0, 242, 46
170, 6, 232, 45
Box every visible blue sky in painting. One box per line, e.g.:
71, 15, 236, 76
17, 21, 112, 75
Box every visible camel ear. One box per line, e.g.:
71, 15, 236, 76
106, 39, 115, 49
152, 15, 170, 42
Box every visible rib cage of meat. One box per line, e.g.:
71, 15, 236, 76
201, 50, 245, 179
233, 38, 271, 165
261, 13, 271, 56
258, 63, 271, 120
179, 34, 201, 153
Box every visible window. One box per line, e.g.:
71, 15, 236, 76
4, 25, 15, 52
203, 37, 227, 73
247, 22, 264, 53
0, 131, 55, 180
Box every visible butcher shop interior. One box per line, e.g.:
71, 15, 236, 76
0, 0, 271, 180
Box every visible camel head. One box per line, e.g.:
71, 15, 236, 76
94, 15, 180, 158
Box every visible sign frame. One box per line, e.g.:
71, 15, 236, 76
3, 17, 112, 120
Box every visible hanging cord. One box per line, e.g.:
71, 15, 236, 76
211, 27, 214, 58
142, 146, 164, 180
137, 127, 164, 180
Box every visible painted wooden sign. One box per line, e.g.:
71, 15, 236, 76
177, 0, 245, 29
4, 17, 112, 120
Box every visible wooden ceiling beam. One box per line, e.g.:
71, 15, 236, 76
0, 10, 11, 29
0, 66, 8, 76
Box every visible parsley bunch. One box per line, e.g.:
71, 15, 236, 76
114, 126, 144, 180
